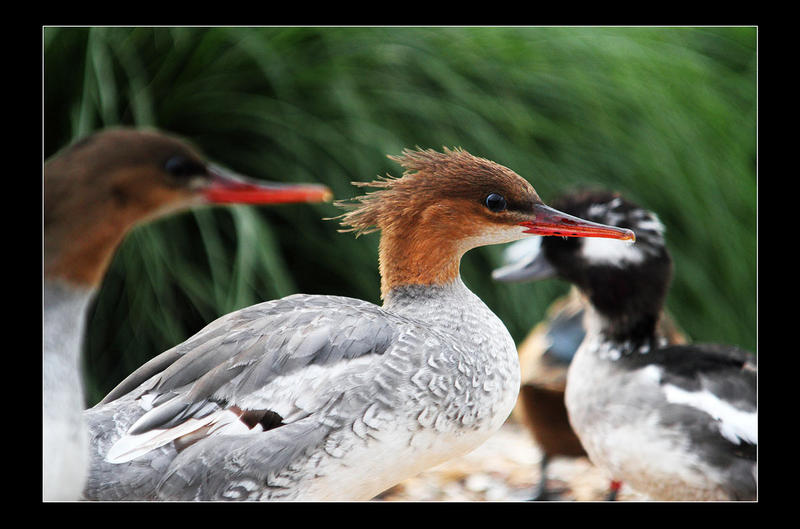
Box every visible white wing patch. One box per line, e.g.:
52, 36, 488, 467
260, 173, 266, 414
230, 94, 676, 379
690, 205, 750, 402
106, 408, 261, 464
662, 384, 757, 445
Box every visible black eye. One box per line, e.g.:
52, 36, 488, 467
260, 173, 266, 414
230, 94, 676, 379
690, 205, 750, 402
164, 155, 207, 179
485, 193, 507, 212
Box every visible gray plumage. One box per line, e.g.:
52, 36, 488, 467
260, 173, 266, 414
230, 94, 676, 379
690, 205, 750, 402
83, 279, 520, 501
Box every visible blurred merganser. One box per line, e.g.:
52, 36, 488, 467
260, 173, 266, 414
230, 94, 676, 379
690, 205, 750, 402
494, 200, 687, 501
43, 128, 332, 501
81, 148, 634, 501
497, 190, 756, 501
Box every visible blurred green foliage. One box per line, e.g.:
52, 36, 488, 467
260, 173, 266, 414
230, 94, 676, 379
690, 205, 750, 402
43, 27, 757, 406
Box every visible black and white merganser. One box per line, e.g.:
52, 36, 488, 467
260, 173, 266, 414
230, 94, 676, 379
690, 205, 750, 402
81, 148, 634, 501
44, 128, 331, 501
494, 235, 687, 501
496, 190, 756, 501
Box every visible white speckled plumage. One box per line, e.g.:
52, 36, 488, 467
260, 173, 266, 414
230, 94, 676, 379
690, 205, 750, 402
84, 280, 520, 501
81, 148, 633, 501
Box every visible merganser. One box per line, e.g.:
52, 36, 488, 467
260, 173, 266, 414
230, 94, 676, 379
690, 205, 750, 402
44, 128, 331, 501
81, 148, 634, 501
494, 211, 687, 501
496, 190, 756, 501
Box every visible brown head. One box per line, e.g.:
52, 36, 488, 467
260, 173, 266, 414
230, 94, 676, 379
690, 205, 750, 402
44, 128, 332, 288
334, 147, 634, 299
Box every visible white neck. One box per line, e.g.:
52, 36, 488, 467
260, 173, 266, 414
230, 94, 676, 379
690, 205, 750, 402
44, 280, 95, 365
43, 279, 95, 500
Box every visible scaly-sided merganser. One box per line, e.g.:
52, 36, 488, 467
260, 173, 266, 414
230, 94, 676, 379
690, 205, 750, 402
81, 148, 634, 501
44, 128, 331, 501
496, 190, 756, 501
493, 200, 687, 501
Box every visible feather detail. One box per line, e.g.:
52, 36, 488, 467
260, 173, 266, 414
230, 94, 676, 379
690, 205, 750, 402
106, 407, 262, 464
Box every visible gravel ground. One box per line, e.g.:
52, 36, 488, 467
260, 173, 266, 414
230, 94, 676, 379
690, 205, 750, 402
373, 419, 648, 502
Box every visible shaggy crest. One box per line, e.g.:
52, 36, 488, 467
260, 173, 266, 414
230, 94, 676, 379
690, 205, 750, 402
332, 147, 530, 236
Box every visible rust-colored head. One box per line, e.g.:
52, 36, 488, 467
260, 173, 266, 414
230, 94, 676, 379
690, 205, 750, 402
334, 147, 633, 298
44, 128, 331, 287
